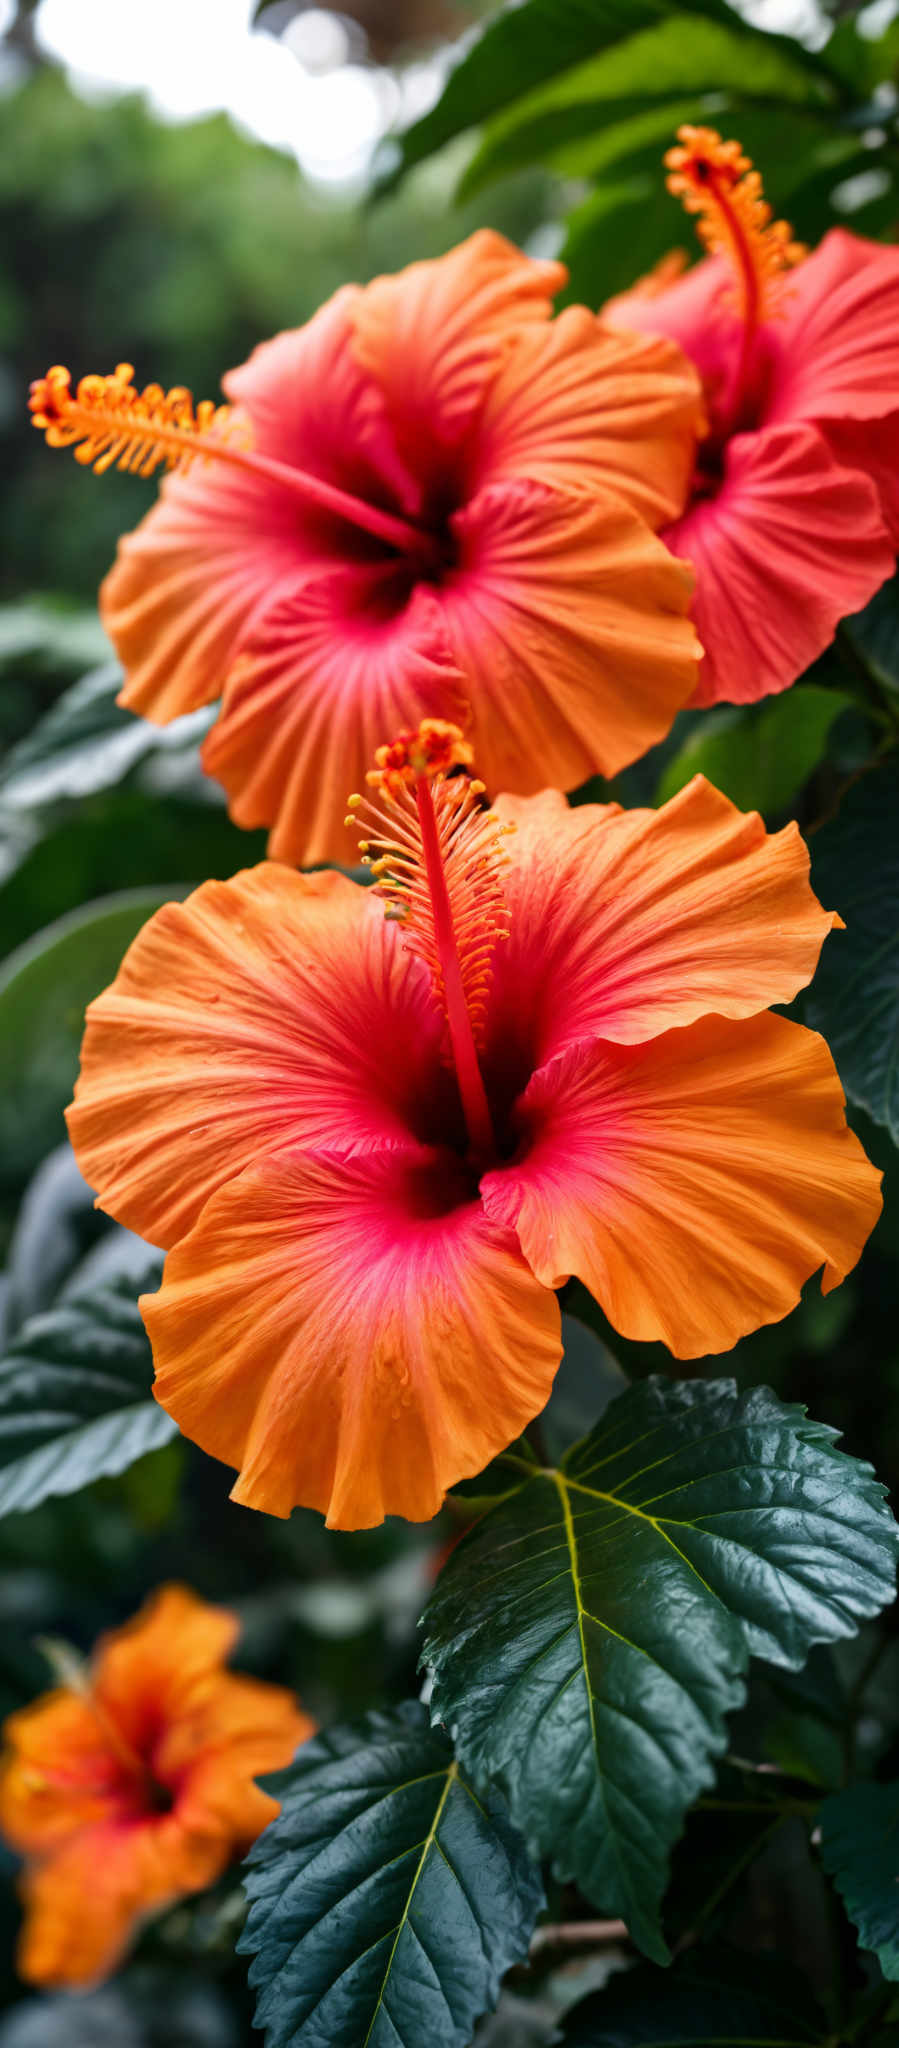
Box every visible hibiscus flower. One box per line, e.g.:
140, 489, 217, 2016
29, 231, 704, 864
65, 723, 881, 1530
605, 126, 899, 705
0, 1585, 310, 1988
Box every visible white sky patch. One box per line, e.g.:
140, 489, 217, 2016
32, 0, 438, 185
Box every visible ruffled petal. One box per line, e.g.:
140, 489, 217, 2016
663, 422, 893, 706
485, 777, 838, 1075
352, 230, 566, 468
767, 228, 899, 428
91, 1587, 238, 1748
102, 287, 421, 726
822, 412, 899, 548
223, 285, 422, 518
482, 1015, 882, 1358
441, 477, 699, 791
141, 1145, 562, 1529
604, 254, 739, 412
473, 305, 703, 526
162, 1673, 312, 1844
101, 453, 307, 723
66, 866, 448, 1249
202, 570, 469, 867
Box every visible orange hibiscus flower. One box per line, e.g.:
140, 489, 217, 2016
0, 1586, 311, 1989
29, 232, 703, 864
65, 724, 881, 1531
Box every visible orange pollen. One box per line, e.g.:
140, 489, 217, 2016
346, 722, 514, 1163
665, 126, 806, 328
367, 719, 476, 798
28, 362, 237, 478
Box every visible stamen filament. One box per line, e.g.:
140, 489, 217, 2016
665, 127, 805, 433
346, 721, 514, 1168
29, 363, 439, 564
414, 774, 497, 1162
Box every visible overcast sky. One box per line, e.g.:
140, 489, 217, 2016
9, 0, 445, 185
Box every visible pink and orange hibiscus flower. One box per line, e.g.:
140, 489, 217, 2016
31, 232, 703, 865
66, 727, 881, 1530
607, 126, 899, 705
0, 1586, 309, 1989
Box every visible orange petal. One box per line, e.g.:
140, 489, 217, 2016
91, 1586, 239, 1747
473, 306, 704, 527
102, 286, 416, 726
483, 1014, 882, 1358
66, 865, 446, 1249
202, 573, 469, 867
442, 478, 699, 793
0, 1692, 120, 1855
101, 450, 307, 724
486, 776, 840, 1069
161, 1671, 313, 1844
141, 1145, 562, 1529
16, 1816, 227, 1989
352, 229, 566, 466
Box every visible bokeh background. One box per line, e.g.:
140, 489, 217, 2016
0, 2, 897, 2040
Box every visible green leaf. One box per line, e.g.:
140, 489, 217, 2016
0, 888, 182, 1184
843, 568, 899, 698
458, 14, 827, 197
806, 755, 899, 1143
0, 599, 110, 685
0, 663, 214, 885
422, 1379, 897, 1962
562, 1945, 826, 2044
379, 0, 839, 191
239, 1701, 543, 2048
818, 1779, 899, 1981
0, 662, 212, 812
655, 685, 853, 816
558, 172, 679, 305
0, 1247, 174, 1518
542, 1313, 629, 1462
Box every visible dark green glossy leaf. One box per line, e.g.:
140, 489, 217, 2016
655, 686, 853, 816
239, 1702, 543, 2048
818, 1778, 899, 1980
562, 1945, 826, 2044
377, 0, 837, 191
806, 755, 899, 1142
0, 888, 182, 1183
0, 1247, 173, 1518
422, 1379, 897, 1961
